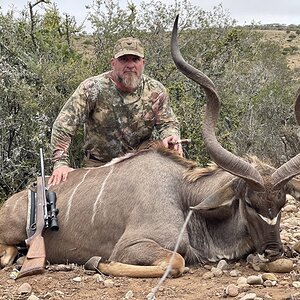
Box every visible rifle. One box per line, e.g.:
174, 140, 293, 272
18, 148, 58, 278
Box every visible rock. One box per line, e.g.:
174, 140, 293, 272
72, 276, 82, 282
281, 280, 291, 286
292, 281, 300, 288
146, 292, 155, 300
103, 279, 114, 287
252, 264, 262, 272
286, 194, 296, 202
239, 292, 257, 300
225, 283, 239, 297
281, 231, 290, 243
9, 268, 20, 280
261, 273, 278, 281
246, 254, 255, 264
27, 295, 40, 300
229, 269, 240, 277
293, 241, 300, 253
283, 204, 298, 212
237, 276, 248, 286
263, 280, 272, 287
211, 267, 223, 277
291, 270, 300, 281
246, 275, 263, 285
260, 258, 294, 273
247, 254, 265, 271
263, 279, 276, 287
288, 217, 300, 226
52, 264, 76, 271
216, 259, 228, 270
125, 290, 134, 299
203, 264, 212, 270
237, 276, 250, 290
17, 282, 32, 295
48, 263, 77, 273
93, 273, 105, 282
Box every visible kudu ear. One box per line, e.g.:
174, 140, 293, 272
286, 176, 300, 201
190, 179, 237, 210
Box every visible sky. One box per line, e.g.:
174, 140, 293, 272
1, 0, 300, 33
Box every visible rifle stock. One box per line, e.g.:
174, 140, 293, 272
18, 176, 47, 278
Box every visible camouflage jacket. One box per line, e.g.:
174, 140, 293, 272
51, 71, 180, 168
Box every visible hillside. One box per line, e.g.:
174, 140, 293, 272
73, 28, 300, 79
259, 29, 300, 74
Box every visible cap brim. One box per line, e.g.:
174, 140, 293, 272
115, 50, 144, 58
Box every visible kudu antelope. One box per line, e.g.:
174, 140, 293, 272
1, 15, 300, 278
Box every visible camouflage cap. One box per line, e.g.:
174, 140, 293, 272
114, 37, 144, 58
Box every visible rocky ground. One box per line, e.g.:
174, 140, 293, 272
2, 195, 300, 300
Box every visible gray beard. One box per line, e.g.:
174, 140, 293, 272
120, 73, 141, 91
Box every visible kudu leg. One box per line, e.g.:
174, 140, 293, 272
0, 244, 18, 268
99, 239, 185, 278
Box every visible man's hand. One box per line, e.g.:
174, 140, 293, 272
162, 135, 184, 156
48, 165, 75, 186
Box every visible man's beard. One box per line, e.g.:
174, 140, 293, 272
120, 72, 142, 91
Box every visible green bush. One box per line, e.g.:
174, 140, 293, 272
1, 0, 299, 202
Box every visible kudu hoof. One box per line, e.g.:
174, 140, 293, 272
84, 256, 102, 271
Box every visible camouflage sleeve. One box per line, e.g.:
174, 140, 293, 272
154, 88, 181, 140
51, 80, 91, 169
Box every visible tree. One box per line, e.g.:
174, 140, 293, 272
0, 2, 90, 201
0, 0, 299, 202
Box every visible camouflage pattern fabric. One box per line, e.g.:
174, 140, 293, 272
51, 71, 180, 168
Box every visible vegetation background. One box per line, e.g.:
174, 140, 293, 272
1, 0, 300, 202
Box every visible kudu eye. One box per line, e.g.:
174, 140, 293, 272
245, 201, 253, 209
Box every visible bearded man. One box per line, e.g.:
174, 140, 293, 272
49, 37, 182, 185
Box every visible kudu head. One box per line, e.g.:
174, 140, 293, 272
171, 14, 300, 261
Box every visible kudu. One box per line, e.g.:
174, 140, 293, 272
1, 15, 300, 278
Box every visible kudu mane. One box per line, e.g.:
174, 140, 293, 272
184, 155, 275, 183
105, 140, 197, 171
112, 141, 274, 185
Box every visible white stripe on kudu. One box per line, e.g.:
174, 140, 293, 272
91, 165, 115, 224
65, 169, 91, 223
259, 214, 279, 226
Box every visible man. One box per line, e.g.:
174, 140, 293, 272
49, 37, 182, 185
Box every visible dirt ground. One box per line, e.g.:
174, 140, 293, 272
1, 259, 300, 300
2, 205, 300, 300
1, 200, 300, 300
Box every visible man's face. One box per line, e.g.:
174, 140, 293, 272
111, 55, 145, 91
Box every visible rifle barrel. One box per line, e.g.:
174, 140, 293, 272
39, 148, 48, 228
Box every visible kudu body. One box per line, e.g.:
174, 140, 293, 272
1, 15, 300, 278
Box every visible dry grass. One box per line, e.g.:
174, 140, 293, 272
258, 29, 300, 74
72, 34, 96, 59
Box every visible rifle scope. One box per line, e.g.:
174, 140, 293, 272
46, 191, 59, 231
